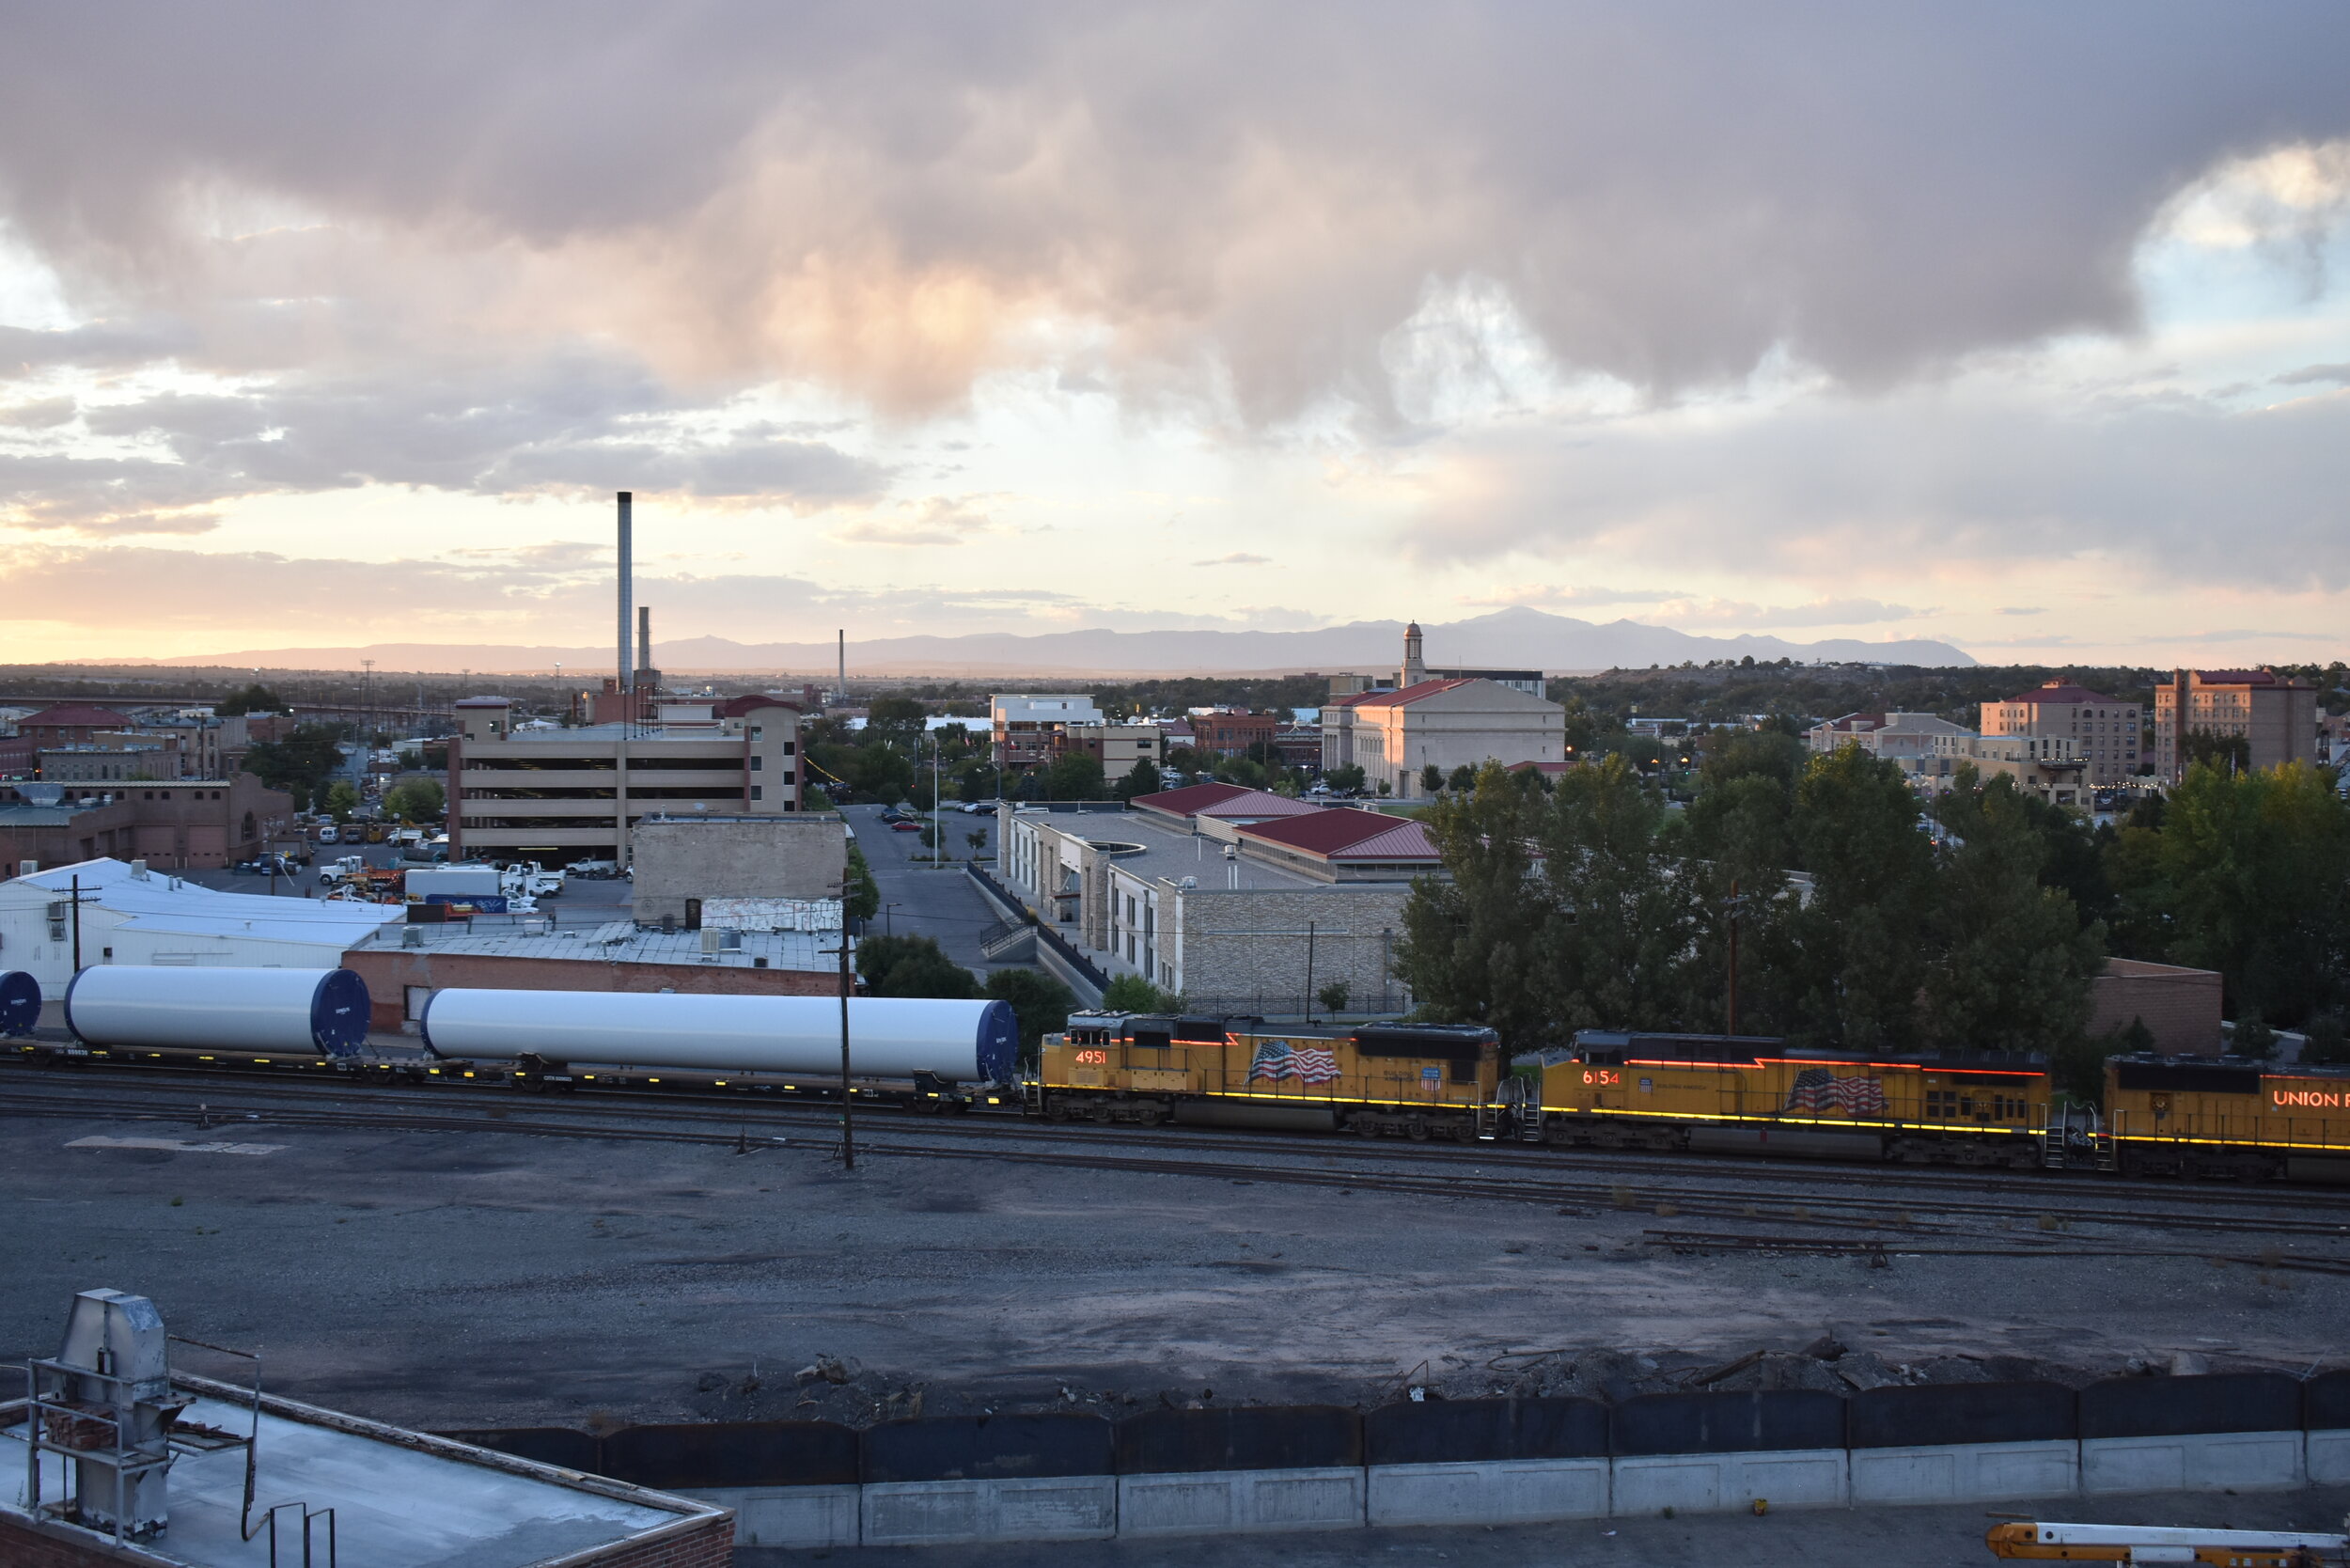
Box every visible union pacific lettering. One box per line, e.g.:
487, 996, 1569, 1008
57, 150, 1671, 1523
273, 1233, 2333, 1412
2275, 1089, 2343, 1108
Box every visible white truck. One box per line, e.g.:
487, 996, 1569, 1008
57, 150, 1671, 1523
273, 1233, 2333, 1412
507, 861, 566, 898
316, 855, 368, 886
405, 864, 536, 915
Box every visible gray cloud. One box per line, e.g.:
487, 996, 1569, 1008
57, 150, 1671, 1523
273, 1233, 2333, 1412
2276, 363, 2350, 386
1193, 552, 1270, 566
1407, 382, 2350, 589
0, 5, 2342, 416
0, 397, 77, 428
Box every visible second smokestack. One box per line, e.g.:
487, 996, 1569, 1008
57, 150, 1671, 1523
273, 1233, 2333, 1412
617, 491, 634, 693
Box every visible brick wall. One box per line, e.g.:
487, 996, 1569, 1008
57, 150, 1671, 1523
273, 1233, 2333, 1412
2089, 958, 2223, 1056
1174, 885, 1412, 1011
344, 950, 843, 1031
0, 1511, 174, 1565
578, 1513, 734, 1567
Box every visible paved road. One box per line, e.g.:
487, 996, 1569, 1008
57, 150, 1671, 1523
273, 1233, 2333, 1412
742, 1486, 2350, 1567
840, 803, 1012, 976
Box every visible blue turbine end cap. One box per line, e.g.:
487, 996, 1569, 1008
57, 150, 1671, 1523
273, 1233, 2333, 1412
976, 999, 1019, 1084
311, 968, 373, 1056
0, 970, 39, 1037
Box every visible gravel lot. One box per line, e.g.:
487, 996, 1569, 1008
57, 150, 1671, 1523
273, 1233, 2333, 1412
0, 1103, 2342, 1435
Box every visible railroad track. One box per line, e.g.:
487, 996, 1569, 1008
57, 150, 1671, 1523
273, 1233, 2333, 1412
8, 1080, 2350, 1264
15, 1058, 2350, 1224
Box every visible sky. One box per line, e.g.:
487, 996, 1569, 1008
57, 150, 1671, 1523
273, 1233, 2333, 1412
2, 3, 2348, 667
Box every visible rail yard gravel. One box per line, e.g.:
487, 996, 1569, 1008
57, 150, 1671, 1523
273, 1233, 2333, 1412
0, 1099, 2344, 1434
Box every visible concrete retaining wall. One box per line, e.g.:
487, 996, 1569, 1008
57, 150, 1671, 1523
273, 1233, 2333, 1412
2081, 1431, 2305, 1495
683, 1484, 859, 1550
862, 1476, 1117, 1546
1611, 1447, 1848, 1514
1849, 1440, 2077, 1505
2309, 1430, 2350, 1484
1118, 1467, 1365, 1536
1367, 1458, 1608, 1526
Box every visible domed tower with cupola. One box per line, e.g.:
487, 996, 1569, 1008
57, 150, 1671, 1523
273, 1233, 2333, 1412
1400, 619, 1429, 688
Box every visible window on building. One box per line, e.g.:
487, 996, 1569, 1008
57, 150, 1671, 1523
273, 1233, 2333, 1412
749, 755, 763, 770
749, 726, 763, 740
749, 785, 763, 801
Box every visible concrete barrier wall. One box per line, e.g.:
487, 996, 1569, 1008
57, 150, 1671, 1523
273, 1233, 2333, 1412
684, 1484, 860, 1550
1119, 1467, 1366, 1536
862, 1475, 1118, 1546
1848, 1440, 2078, 1506
2081, 1431, 2305, 1496
1367, 1458, 1609, 1527
1611, 1448, 1848, 1514
2309, 1431, 2350, 1484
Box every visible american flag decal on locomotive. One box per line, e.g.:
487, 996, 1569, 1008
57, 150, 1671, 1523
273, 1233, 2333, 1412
1248, 1040, 1341, 1085
1783, 1067, 1887, 1116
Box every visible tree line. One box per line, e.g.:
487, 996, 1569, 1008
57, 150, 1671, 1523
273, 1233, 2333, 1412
1396, 738, 2350, 1077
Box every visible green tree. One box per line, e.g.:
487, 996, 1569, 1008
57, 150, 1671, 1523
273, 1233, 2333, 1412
2232, 1013, 2279, 1060
1446, 764, 1477, 793
2146, 761, 2350, 1026
1919, 772, 2104, 1057
1101, 972, 1179, 1012
1316, 979, 1352, 1016
841, 842, 880, 921
322, 780, 360, 823
1419, 763, 1444, 793
1395, 760, 1553, 1054
1669, 730, 1805, 1034
2301, 1012, 2350, 1067
243, 723, 348, 809
215, 683, 284, 715
383, 778, 445, 822
1114, 757, 1163, 801
1783, 745, 1936, 1051
1324, 762, 1367, 794
1525, 753, 1699, 1041
856, 934, 976, 997
982, 966, 1077, 1051
1046, 749, 1107, 800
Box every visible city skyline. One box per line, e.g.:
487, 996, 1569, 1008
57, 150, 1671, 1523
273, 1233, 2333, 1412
1, 6, 2346, 666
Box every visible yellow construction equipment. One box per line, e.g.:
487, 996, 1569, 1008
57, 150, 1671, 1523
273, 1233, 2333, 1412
1985, 1519, 2348, 1564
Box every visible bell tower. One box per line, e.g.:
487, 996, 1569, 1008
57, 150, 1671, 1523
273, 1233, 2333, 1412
1400, 619, 1428, 687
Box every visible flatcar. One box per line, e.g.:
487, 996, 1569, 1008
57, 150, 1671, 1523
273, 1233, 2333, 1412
1036, 1011, 1502, 1139
1510, 1029, 2061, 1169
2104, 1054, 2350, 1182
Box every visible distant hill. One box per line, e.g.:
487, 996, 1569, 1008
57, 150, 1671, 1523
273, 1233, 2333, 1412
113, 607, 1975, 677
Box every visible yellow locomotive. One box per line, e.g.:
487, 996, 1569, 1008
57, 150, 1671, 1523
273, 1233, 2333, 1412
2104, 1055, 2350, 1182
1510, 1030, 2055, 1168
1035, 1011, 1502, 1140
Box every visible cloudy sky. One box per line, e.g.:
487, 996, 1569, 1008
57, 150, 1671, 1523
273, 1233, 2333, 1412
2, 3, 2347, 665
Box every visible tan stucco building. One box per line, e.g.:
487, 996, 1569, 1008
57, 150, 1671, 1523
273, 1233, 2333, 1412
1982, 681, 2145, 787
2152, 668, 2317, 781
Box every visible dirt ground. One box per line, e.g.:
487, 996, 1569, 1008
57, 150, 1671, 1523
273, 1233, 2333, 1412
2, 1104, 2342, 1434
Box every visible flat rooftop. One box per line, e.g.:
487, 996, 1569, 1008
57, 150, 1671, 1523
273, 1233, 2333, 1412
391, 919, 838, 971
6, 1377, 716, 1568
1057, 809, 1321, 891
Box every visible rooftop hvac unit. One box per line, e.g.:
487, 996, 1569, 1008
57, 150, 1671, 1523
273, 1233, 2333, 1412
31, 1289, 188, 1538
699, 927, 743, 953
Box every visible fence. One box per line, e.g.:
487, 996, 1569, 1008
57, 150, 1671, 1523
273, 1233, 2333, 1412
440, 1373, 2349, 1549
964, 864, 1110, 990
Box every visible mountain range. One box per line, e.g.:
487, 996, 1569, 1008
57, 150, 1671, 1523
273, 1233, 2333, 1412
113, 608, 1975, 676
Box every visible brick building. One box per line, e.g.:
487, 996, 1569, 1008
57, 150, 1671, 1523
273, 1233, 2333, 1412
2152, 668, 2317, 780
0, 775, 293, 871
2087, 958, 2224, 1056
345, 923, 845, 1033
1188, 709, 1279, 757
0, 704, 133, 775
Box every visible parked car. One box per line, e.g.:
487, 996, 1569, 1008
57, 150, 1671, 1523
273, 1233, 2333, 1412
960, 801, 989, 813
889, 819, 923, 832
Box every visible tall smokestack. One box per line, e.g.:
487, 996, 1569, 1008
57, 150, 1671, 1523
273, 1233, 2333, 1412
617, 491, 634, 693
638, 605, 652, 678
837, 628, 845, 702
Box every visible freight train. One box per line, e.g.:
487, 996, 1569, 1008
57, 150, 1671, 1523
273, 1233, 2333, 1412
13, 968, 2350, 1182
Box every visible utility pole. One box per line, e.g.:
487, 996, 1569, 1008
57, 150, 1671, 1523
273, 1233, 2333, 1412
1304, 918, 1318, 1023
1726, 877, 1742, 1038
828, 877, 856, 1171
70, 872, 83, 973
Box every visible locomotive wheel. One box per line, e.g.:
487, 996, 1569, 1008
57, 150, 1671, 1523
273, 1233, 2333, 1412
1406, 1121, 1431, 1142
1355, 1119, 1382, 1138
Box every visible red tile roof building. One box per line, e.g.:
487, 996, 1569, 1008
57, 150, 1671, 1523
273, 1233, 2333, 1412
1130, 781, 1324, 826
1322, 677, 1565, 800
1233, 808, 1442, 881
1982, 681, 2145, 787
